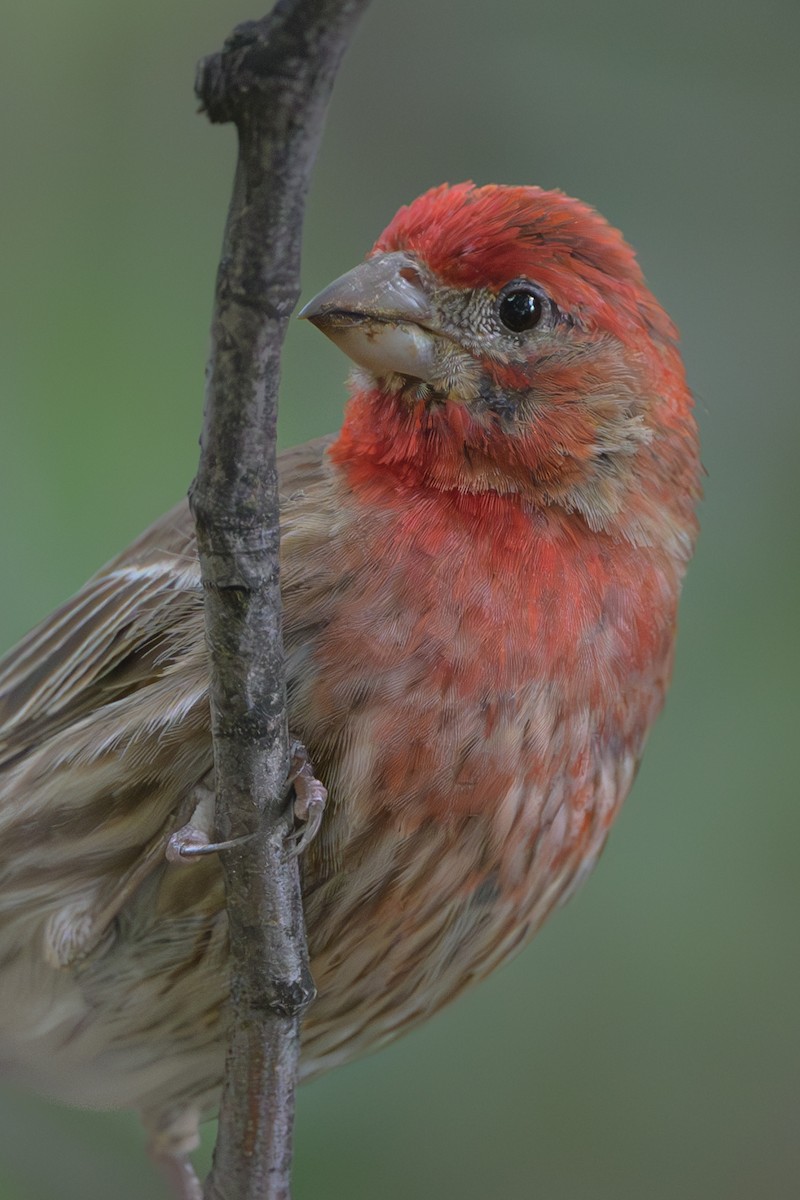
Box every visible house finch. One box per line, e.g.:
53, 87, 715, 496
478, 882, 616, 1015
0, 183, 700, 1192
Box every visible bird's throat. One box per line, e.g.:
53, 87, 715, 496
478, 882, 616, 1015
329, 384, 530, 500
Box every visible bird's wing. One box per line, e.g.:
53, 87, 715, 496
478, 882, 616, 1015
0, 434, 336, 967
0, 432, 336, 764
0, 502, 202, 764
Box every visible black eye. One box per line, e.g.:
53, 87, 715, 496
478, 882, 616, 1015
497, 285, 544, 333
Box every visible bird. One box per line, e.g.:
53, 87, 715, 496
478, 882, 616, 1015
0, 182, 700, 1195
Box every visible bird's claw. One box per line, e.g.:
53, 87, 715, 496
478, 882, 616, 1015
166, 747, 326, 864
287, 742, 327, 855
166, 825, 255, 862
166, 779, 254, 863
165, 824, 212, 863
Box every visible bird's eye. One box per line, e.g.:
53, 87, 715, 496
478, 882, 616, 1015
497, 285, 544, 333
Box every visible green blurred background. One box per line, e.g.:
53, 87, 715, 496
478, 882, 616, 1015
1, 0, 798, 1196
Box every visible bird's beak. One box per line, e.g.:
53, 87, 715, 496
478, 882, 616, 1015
298, 252, 440, 382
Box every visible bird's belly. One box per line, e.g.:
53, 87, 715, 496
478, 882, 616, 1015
0, 718, 631, 1112
0, 535, 646, 1113
282, 538, 647, 1077
295, 709, 636, 1079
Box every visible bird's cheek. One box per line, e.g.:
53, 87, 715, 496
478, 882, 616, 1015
483, 357, 538, 394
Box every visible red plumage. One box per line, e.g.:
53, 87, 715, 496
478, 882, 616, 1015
0, 183, 700, 1194
377, 182, 679, 344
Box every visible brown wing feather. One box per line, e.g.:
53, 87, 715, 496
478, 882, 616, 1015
0, 434, 335, 762
0, 435, 335, 965
0, 502, 199, 764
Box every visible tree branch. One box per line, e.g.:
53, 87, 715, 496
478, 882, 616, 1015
189, 3, 370, 1198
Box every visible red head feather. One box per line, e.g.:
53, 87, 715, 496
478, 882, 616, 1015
330, 182, 699, 551
375, 181, 677, 348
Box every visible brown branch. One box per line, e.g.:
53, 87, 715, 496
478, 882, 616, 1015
189, 2, 371, 1198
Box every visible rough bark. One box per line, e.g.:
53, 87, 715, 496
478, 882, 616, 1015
190, 3, 371, 1197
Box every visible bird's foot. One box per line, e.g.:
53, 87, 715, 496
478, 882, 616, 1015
287, 739, 327, 855
166, 743, 326, 864
143, 1107, 202, 1200
166, 779, 254, 863
166, 780, 216, 863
